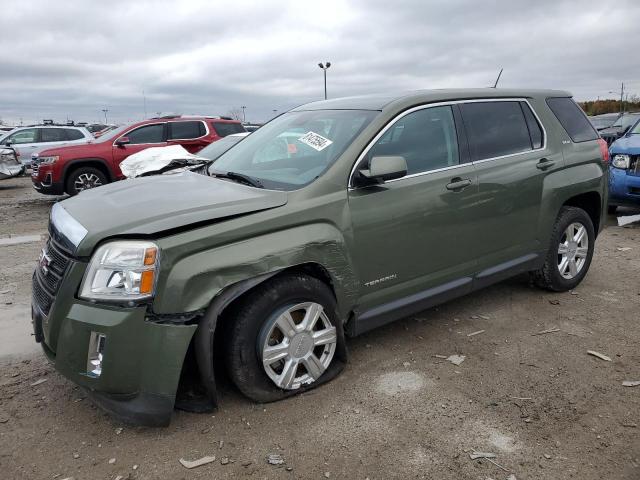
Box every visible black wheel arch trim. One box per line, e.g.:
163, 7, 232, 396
62, 157, 114, 183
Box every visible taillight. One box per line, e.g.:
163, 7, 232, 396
597, 138, 609, 163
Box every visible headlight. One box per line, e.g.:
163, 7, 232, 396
612, 154, 630, 169
79, 240, 159, 303
39, 155, 59, 164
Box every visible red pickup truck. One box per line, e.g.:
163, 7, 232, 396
31, 116, 245, 195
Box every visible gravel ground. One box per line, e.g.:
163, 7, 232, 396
1, 175, 639, 480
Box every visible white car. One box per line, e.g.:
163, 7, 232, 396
0, 125, 93, 167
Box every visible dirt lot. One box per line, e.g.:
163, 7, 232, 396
1, 175, 639, 480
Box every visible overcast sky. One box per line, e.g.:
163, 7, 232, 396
1, 0, 639, 125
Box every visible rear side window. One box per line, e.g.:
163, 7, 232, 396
211, 121, 246, 137
66, 129, 85, 140
126, 124, 165, 144
461, 101, 532, 161
169, 121, 205, 140
521, 102, 543, 149
546, 97, 598, 143
40, 128, 67, 142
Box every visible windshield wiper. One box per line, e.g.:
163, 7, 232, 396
210, 170, 264, 188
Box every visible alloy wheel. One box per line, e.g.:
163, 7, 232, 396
557, 222, 589, 279
74, 173, 102, 192
260, 302, 337, 390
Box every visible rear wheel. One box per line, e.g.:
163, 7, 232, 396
65, 166, 107, 195
224, 273, 346, 403
533, 206, 595, 291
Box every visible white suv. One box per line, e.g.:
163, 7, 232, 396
0, 126, 93, 167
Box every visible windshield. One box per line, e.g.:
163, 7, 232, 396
210, 109, 377, 190
198, 135, 246, 160
92, 125, 129, 143
613, 114, 640, 129
589, 117, 616, 129
630, 119, 640, 134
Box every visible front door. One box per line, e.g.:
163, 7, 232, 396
111, 122, 167, 177
348, 105, 478, 317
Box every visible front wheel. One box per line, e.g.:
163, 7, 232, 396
65, 166, 108, 195
533, 206, 595, 292
224, 273, 347, 403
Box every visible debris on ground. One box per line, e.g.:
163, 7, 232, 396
324, 472, 331, 478
469, 451, 496, 460
467, 330, 485, 337
617, 213, 640, 227
108, 458, 116, 464
220, 457, 229, 465
548, 299, 560, 305
506, 475, 517, 480
616, 247, 632, 252
531, 328, 560, 336
30, 378, 48, 386
115, 427, 123, 435
622, 381, 640, 387
447, 354, 466, 366
587, 350, 612, 362
433, 354, 448, 359
179, 455, 216, 469
266, 453, 285, 465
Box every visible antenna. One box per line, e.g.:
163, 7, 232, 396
492, 68, 503, 88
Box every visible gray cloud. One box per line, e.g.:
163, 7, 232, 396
1, 0, 638, 125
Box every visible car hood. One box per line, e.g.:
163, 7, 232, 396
610, 135, 640, 155
36, 141, 98, 158
57, 172, 288, 255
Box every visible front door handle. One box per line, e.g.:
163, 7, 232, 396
536, 158, 555, 170
446, 177, 472, 191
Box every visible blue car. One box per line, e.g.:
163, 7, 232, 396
608, 117, 640, 212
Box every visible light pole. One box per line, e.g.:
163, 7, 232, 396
241, 106, 246, 123
609, 82, 625, 114
318, 62, 331, 99
101, 109, 109, 124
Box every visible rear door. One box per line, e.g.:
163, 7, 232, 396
167, 120, 209, 153
111, 123, 167, 177
459, 99, 563, 281
348, 104, 478, 316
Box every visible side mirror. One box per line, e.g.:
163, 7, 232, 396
4, 142, 11, 147
115, 136, 130, 147
358, 156, 407, 184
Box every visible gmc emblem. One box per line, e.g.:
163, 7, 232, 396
39, 248, 52, 276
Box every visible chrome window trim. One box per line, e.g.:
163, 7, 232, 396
348, 98, 547, 189
112, 122, 167, 147
167, 119, 210, 141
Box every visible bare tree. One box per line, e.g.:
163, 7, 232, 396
226, 107, 244, 121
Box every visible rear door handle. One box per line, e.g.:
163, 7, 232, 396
536, 158, 555, 170
446, 177, 472, 191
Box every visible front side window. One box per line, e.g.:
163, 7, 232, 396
169, 121, 205, 140
461, 101, 533, 161
125, 124, 165, 144
40, 128, 68, 142
366, 105, 460, 175
211, 110, 377, 190
546, 97, 598, 143
6, 128, 37, 144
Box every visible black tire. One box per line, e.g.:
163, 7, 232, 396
607, 205, 617, 215
533, 206, 595, 292
224, 273, 347, 403
65, 166, 108, 195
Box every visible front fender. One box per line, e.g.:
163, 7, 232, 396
154, 222, 358, 317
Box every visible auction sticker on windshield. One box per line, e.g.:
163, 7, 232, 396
298, 131, 333, 151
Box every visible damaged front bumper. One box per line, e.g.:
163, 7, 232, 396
33, 286, 197, 426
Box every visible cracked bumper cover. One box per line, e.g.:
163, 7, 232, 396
34, 299, 197, 427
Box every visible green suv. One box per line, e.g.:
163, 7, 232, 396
32, 89, 609, 426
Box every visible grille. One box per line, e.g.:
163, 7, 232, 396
601, 133, 618, 147
32, 237, 72, 315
